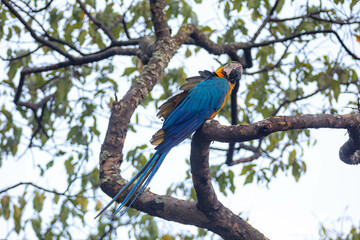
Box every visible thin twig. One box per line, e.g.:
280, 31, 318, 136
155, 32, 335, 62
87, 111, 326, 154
229, 152, 262, 165
13, 47, 141, 104
0, 45, 43, 61
3, 0, 74, 60
76, 0, 116, 42
251, 0, 281, 43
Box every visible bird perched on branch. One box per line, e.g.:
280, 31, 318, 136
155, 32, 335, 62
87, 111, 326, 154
95, 61, 243, 218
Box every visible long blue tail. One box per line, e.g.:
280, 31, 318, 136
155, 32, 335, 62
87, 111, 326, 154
95, 151, 168, 219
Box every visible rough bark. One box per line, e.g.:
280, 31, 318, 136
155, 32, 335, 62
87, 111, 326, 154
191, 131, 268, 240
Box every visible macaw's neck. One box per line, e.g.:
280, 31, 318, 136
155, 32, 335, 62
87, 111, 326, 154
210, 80, 235, 118
214, 66, 236, 93
215, 66, 225, 78
214, 66, 236, 89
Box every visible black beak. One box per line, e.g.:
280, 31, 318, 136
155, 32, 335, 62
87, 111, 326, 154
229, 66, 243, 84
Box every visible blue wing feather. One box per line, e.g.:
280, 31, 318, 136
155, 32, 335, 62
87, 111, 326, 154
155, 77, 230, 153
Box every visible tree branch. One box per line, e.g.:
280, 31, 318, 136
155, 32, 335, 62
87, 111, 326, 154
269, 10, 327, 22
251, 0, 281, 43
98, 23, 189, 206
190, 131, 268, 239
230, 152, 262, 165
17, 93, 56, 146
185, 25, 360, 61
8, 0, 84, 55
339, 127, 360, 165
250, 29, 360, 60
0, 181, 88, 197
13, 47, 142, 104
201, 114, 360, 143
25, 0, 54, 13
150, 0, 171, 39
76, 0, 117, 42
2, 0, 74, 60
0, 45, 43, 61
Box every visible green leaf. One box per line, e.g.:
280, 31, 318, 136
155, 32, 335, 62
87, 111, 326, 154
13, 205, 21, 233
7, 60, 20, 81
95, 200, 102, 211
272, 165, 279, 176
13, 25, 21, 36
78, 29, 87, 45
289, 151, 297, 164
331, 80, 340, 101
56, 79, 72, 103
350, 0, 358, 10
77, 197, 88, 213
123, 67, 137, 76
33, 191, 45, 212
31, 218, 42, 237
276, 0, 285, 13
292, 162, 301, 182
59, 204, 70, 226
64, 156, 75, 176
224, 1, 231, 19
54, 194, 59, 204
1, 195, 11, 220
46, 160, 54, 169
95, 32, 106, 49
244, 171, 255, 185
185, 48, 191, 58
240, 164, 256, 175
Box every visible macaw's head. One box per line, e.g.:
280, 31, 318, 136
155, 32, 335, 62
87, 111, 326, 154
215, 62, 243, 85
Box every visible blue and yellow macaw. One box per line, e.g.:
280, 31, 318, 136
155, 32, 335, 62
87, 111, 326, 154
95, 62, 243, 218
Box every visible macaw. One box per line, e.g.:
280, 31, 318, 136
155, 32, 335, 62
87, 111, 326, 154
95, 61, 243, 218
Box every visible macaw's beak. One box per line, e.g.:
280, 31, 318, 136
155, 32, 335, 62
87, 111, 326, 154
222, 62, 243, 84
229, 66, 243, 84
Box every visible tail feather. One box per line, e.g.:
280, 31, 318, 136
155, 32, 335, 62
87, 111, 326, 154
113, 154, 160, 215
95, 151, 167, 219
121, 153, 165, 214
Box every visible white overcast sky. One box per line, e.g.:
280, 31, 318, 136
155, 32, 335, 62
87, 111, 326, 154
1, 0, 360, 239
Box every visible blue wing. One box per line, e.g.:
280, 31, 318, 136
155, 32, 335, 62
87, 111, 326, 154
155, 76, 230, 153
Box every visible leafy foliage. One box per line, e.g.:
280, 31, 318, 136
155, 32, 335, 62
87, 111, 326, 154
0, 0, 359, 239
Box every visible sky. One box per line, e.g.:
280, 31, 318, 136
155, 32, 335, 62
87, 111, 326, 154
1, 0, 360, 239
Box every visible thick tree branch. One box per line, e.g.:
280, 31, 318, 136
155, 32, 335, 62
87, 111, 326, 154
111, 38, 141, 47
202, 113, 360, 166
190, 131, 268, 240
99, 22, 191, 205
201, 114, 360, 143
339, 127, 360, 165
187, 26, 248, 56
150, 0, 171, 39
